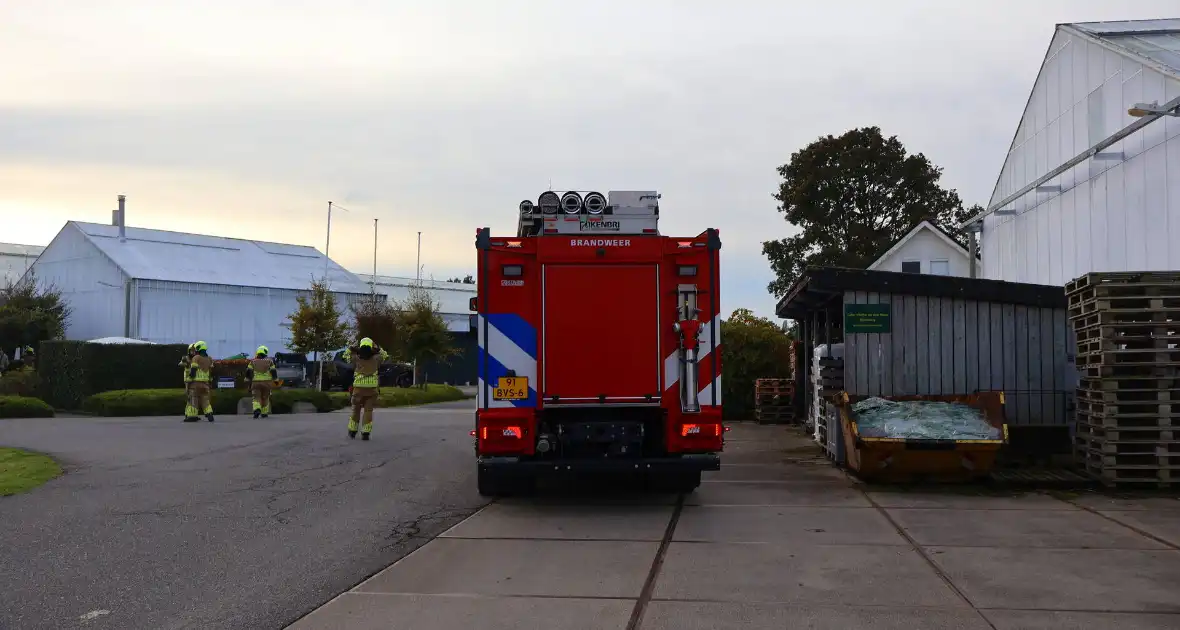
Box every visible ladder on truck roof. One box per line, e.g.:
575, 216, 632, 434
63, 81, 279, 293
515, 190, 661, 238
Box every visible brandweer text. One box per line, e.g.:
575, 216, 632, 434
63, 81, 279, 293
570, 239, 632, 247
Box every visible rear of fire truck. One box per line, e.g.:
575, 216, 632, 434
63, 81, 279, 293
472, 190, 724, 496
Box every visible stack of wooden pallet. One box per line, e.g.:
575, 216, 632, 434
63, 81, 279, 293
1067, 271, 1180, 489
754, 378, 795, 425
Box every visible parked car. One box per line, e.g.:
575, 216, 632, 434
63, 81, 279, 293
324, 348, 413, 390
273, 352, 308, 388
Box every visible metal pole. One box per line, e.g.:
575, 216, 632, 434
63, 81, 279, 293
372, 218, 378, 295
324, 201, 333, 280
416, 231, 422, 285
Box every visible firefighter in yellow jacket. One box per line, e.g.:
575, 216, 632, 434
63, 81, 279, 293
179, 343, 196, 421
345, 337, 388, 440
186, 341, 216, 422
245, 345, 278, 418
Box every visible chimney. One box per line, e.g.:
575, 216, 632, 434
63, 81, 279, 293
117, 195, 126, 241
112, 210, 120, 226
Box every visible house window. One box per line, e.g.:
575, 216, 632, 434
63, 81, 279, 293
901, 260, 920, 274
930, 260, 950, 276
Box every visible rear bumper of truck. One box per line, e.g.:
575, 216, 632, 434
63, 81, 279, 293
478, 453, 720, 474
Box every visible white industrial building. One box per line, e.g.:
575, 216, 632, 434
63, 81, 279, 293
354, 274, 476, 332
29, 215, 378, 358
0, 243, 45, 287
867, 220, 975, 277
963, 19, 1180, 284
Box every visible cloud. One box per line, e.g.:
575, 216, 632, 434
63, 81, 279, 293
3, 0, 1179, 318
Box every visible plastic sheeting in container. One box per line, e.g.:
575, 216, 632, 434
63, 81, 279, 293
851, 397, 1001, 440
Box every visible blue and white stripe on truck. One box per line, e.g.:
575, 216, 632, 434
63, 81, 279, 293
477, 313, 538, 408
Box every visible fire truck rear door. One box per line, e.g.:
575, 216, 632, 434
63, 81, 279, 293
542, 264, 661, 403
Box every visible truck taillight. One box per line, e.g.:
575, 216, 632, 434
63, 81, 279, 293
482, 426, 523, 439
681, 423, 722, 437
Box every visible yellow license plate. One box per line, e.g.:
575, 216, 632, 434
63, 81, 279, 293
493, 377, 528, 400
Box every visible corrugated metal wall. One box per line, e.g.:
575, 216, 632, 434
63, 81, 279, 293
30, 224, 128, 341
982, 27, 1180, 284
842, 291, 1075, 426
133, 279, 373, 358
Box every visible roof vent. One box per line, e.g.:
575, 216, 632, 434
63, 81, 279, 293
117, 195, 126, 242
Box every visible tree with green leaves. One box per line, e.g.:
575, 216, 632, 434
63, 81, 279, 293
390, 285, 458, 386
762, 126, 980, 298
284, 279, 351, 388
0, 272, 71, 359
720, 308, 793, 420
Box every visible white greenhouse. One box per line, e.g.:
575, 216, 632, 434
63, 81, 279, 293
29, 219, 379, 358
963, 19, 1180, 284
354, 274, 477, 332
0, 242, 44, 287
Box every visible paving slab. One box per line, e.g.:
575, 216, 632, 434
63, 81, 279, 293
1060, 493, 1180, 512
685, 481, 871, 507
1095, 510, 1180, 548
926, 546, 1180, 612
355, 538, 657, 599
889, 508, 1168, 549
440, 502, 674, 541
983, 609, 1180, 629
869, 490, 1073, 510
654, 542, 966, 607
674, 506, 904, 545
704, 463, 848, 483
290, 593, 635, 630
640, 601, 991, 630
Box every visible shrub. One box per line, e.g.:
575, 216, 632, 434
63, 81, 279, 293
329, 384, 468, 410
212, 359, 250, 388
80, 387, 335, 417
720, 309, 794, 420
0, 395, 55, 418
0, 367, 41, 397
38, 341, 190, 409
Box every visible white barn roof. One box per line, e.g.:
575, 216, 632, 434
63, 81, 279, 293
1068, 20, 1180, 78
71, 221, 371, 294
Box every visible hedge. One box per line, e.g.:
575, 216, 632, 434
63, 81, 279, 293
80, 387, 335, 417
326, 384, 469, 410
0, 367, 41, 397
38, 340, 191, 409
0, 395, 56, 419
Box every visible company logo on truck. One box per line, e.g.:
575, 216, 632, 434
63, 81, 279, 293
579, 216, 621, 232
570, 238, 632, 247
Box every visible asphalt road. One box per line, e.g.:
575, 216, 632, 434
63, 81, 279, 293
0, 400, 486, 630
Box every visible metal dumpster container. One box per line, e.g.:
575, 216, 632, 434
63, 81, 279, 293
836, 392, 1009, 483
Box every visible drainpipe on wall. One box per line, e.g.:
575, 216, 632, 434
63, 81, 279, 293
967, 221, 981, 279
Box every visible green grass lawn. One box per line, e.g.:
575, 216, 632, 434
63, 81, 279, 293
0, 448, 63, 496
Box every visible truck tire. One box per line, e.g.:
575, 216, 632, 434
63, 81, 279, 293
678, 471, 702, 493
477, 469, 502, 497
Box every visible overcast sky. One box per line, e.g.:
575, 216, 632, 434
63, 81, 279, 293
2, 1, 1177, 318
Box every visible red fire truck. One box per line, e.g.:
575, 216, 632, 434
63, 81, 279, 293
471, 190, 724, 496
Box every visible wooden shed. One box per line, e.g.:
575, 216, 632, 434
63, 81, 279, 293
777, 267, 1074, 456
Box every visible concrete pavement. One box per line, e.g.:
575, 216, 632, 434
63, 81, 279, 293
290, 424, 1180, 630
0, 400, 486, 630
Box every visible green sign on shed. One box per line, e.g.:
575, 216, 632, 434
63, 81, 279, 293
844, 303, 891, 334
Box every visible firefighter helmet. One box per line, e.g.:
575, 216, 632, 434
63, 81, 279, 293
256, 345, 269, 356
359, 337, 374, 348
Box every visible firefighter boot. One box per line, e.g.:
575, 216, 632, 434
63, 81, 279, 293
253, 405, 261, 419
347, 417, 359, 439
361, 422, 373, 441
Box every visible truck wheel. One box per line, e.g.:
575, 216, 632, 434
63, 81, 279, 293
477, 469, 503, 497
396, 373, 412, 388
648, 471, 700, 494
678, 471, 702, 493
